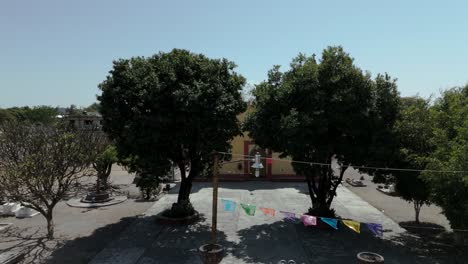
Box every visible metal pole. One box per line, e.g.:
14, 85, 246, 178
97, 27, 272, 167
211, 152, 219, 245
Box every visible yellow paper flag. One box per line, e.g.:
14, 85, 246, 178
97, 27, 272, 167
342, 220, 360, 233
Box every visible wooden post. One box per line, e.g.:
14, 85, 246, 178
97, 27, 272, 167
211, 152, 219, 245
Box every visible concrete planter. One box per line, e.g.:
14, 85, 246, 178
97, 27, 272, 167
0, 202, 20, 216
155, 211, 199, 225
15, 207, 39, 218
81, 192, 113, 203
357, 252, 384, 263
199, 243, 224, 264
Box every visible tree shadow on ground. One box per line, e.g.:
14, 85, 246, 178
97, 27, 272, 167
398, 221, 447, 238
231, 220, 467, 264
45, 216, 136, 264
138, 219, 237, 263
0, 226, 63, 264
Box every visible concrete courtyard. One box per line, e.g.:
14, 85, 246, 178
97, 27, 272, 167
89, 182, 464, 264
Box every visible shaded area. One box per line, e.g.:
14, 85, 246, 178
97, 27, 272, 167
139, 221, 236, 263
232, 220, 467, 264
0, 226, 63, 264
231, 220, 310, 264
399, 221, 447, 237
0, 216, 137, 263
7, 212, 463, 263
46, 216, 136, 264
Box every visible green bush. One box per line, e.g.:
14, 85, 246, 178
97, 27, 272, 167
135, 173, 161, 200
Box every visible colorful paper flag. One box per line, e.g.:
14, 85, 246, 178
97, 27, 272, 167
221, 199, 236, 212
320, 217, 338, 230
301, 215, 317, 226
342, 220, 360, 233
365, 223, 383, 238
259, 207, 275, 216
240, 203, 256, 216
280, 211, 299, 223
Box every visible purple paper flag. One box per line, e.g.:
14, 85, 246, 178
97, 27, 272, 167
365, 223, 383, 238
301, 215, 317, 226
320, 217, 338, 230
280, 211, 299, 223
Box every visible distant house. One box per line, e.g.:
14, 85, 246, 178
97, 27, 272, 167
62, 111, 102, 129
219, 108, 302, 181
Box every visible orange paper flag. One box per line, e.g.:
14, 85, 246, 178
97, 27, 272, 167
259, 207, 275, 216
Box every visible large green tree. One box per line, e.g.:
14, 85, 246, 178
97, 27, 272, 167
424, 86, 468, 235
393, 97, 434, 223
98, 49, 246, 214
245, 47, 400, 216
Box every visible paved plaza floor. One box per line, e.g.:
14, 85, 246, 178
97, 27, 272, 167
89, 182, 464, 264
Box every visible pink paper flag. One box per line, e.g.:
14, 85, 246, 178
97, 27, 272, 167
301, 215, 317, 226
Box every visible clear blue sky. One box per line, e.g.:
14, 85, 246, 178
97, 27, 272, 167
1, 0, 467, 108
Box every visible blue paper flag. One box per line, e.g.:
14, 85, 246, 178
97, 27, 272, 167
221, 199, 236, 212
320, 217, 338, 230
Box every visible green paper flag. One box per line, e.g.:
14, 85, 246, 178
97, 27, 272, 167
240, 203, 256, 216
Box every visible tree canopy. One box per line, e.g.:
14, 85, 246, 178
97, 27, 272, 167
0, 106, 58, 124
98, 49, 246, 210
245, 46, 400, 215
0, 121, 101, 238
423, 85, 468, 231
393, 97, 434, 223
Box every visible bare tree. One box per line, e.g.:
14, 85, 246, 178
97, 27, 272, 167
0, 121, 100, 239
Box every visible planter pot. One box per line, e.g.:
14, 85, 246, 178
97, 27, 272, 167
155, 211, 199, 225
357, 252, 384, 263
199, 243, 224, 264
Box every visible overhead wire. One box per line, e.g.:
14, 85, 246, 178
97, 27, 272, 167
217, 151, 468, 174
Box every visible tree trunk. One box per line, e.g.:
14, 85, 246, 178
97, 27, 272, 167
307, 166, 329, 214
326, 165, 348, 206
103, 163, 112, 190
176, 157, 201, 204
96, 175, 101, 194
46, 213, 54, 239
305, 173, 315, 204
414, 201, 422, 224
307, 156, 338, 216
178, 178, 192, 203
177, 162, 190, 204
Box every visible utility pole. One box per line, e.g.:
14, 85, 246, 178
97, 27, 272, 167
211, 152, 219, 245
